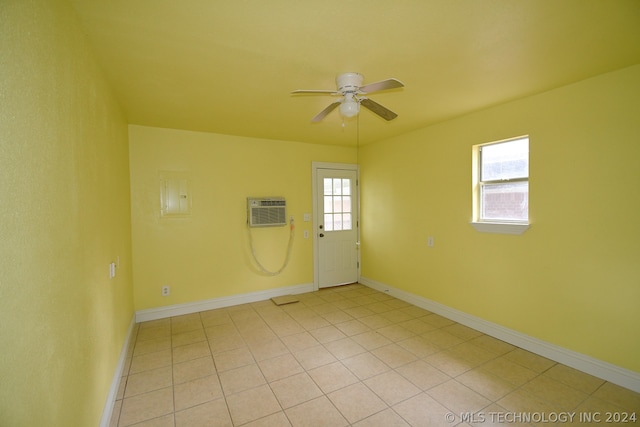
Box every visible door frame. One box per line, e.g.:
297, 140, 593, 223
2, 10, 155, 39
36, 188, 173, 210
311, 161, 360, 291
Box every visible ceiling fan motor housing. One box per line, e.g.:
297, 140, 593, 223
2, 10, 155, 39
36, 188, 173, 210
336, 72, 364, 94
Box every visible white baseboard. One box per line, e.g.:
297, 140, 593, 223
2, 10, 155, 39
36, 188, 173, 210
135, 282, 315, 323
359, 276, 640, 393
100, 315, 136, 427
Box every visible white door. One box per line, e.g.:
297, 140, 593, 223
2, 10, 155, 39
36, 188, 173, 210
315, 167, 359, 288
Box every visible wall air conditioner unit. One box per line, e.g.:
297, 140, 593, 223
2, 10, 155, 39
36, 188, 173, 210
247, 197, 287, 227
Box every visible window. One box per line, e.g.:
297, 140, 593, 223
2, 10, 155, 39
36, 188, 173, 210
472, 136, 530, 234
323, 178, 352, 231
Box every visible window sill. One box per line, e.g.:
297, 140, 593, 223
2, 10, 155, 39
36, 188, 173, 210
470, 222, 530, 235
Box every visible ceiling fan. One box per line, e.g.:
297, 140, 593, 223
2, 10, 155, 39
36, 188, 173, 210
292, 73, 404, 122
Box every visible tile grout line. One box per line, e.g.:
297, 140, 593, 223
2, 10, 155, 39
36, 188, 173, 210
199, 310, 234, 427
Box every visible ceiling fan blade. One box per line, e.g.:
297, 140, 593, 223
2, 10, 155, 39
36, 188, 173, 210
359, 78, 404, 94
360, 98, 398, 121
311, 101, 340, 122
291, 89, 338, 95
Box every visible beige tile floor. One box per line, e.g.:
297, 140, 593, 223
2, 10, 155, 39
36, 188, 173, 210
110, 284, 640, 427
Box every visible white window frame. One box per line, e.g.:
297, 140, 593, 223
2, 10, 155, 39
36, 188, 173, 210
471, 136, 530, 235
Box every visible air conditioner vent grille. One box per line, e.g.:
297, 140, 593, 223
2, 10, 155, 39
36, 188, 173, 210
248, 197, 287, 227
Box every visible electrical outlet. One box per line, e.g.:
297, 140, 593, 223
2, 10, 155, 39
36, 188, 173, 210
109, 262, 116, 279
162, 285, 170, 296
427, 236, 435, 247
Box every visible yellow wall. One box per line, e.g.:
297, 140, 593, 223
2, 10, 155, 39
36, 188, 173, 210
129, 125, 355, 310
0, 1, 133, 426
1, 4, 636, 425
360, 65, 640, 373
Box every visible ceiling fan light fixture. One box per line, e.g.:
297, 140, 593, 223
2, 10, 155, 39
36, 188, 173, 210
292, 73, 403, 122
340, 95, 359, 118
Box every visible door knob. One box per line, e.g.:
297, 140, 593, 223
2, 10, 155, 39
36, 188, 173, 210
319, 233, 325, 237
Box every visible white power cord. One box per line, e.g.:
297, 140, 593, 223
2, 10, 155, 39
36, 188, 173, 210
247, 218, 295, 276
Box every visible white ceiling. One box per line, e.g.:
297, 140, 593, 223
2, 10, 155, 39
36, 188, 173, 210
70, 0, 640, 146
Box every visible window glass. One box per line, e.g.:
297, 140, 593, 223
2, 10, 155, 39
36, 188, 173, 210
323, 178, 353, 231
481, 138, 528, 181
343, 196, 351, 213
324, 196, 333, 213
481, 181, 528, 221
342, 179, 351, 196
478, 137, 529, 222
342, 213, 352, 229
324, 179, 333, 195
324, 213, 334, 231
333, 179, 342, 195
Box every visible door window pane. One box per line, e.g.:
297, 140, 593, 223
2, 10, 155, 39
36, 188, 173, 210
342, 179, 351, 195
324, 213, 334, 231
334, 214, 343, 230
343, 213, 352, 229
324, 196, 333, 213
343, 196, 351, 213
333, 179, 342, 195
324, 179, 333, 195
